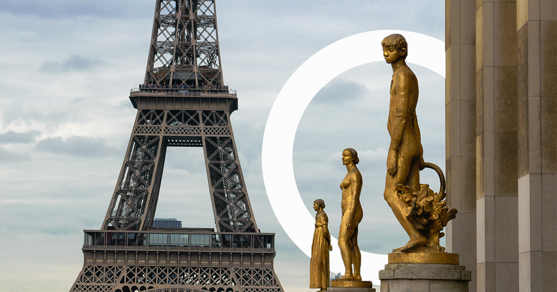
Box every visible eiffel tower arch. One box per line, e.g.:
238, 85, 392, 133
70, 1, 283, 291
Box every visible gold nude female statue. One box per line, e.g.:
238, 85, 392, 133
337, 148, 363, 280
310, 199, 332, 291
382, 34, 457, 254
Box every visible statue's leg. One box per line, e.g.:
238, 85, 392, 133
388, 155, 427, 252
394, 155, 413, 185
405, 156, 421, 192
351, 226, 362, 280
338, 220, 355, 280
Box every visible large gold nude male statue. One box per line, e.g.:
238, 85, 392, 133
382, 34, 457, 255
382, 34, 426, 252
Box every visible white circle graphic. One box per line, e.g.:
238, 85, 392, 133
262, 30, 445, 284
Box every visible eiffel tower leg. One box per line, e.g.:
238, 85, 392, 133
201, 110, 258, 234
102, 110, 167, 231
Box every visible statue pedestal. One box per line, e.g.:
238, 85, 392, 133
329, 279, 375, 292
379, 260, 471, 292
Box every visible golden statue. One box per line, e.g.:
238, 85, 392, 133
382, 34, 457, 255
310, 199, 332, 291
337, 148, 363, 280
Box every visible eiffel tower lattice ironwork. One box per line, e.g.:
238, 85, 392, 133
70, 1, 283, 292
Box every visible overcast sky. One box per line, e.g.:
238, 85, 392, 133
0, 1, 445, 291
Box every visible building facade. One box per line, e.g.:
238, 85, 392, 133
445, 1, 557, 291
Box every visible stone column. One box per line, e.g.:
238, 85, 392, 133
517, 0, 557, 291
476, 1, 519, 292
445, 0, 477, 290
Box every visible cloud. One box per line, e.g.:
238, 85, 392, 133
0, 147, 30, 162
313, 79, 369, 104
0, 1, 152, 19
38, 55, 105, 74
354, 148, 388, 162
0, 102, 73, 129
0, 130, 40, 144
35, 136, 120, 157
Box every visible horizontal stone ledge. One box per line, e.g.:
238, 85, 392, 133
379, 264, 471, 281
384, 263, 466, 270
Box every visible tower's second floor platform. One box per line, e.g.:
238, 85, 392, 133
81, 230, 277, 268
130, 86, 238, 112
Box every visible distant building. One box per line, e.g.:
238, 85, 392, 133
152, 218, 182, 228
330, 273, 342, 281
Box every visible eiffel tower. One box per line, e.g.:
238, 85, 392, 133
70, 1, 283, 291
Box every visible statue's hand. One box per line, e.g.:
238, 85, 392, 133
329, 245, 333, 251
387, 150, 397, 176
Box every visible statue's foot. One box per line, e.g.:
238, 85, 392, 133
392, 246, 404, 252
337, 274, 354, 281
393, 236, 427, 252
353, 274, 362, 281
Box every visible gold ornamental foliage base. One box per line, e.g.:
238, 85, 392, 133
388, 252, 459, 265
330, 280, 373, 288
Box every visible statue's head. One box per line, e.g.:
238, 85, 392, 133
314, 199, 326, 210
343, 148, 360, 165
381, 34, 408, 62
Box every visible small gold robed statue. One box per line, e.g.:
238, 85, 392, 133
382, 34, 457, 256
310, 199, 332, 291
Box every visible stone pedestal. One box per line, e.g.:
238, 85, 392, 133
379, 263, 471, 292
328, 279, 375, 292
328, 288, 375, 292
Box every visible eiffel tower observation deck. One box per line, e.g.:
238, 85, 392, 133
69, 1, 283, 292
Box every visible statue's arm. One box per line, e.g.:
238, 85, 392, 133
387, 72, 411, 175
322, 213, 332, 250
